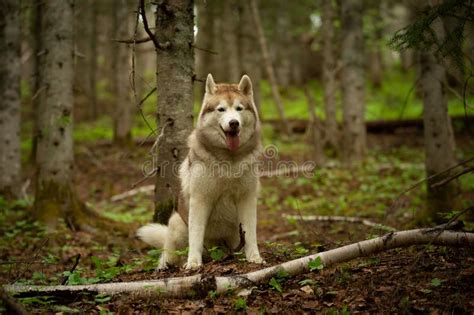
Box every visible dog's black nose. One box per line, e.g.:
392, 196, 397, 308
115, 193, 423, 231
229, 119, 239, 129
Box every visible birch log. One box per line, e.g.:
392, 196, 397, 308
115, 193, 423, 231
5, 229, 472, 298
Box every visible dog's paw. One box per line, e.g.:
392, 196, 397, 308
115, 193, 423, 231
247, 253, 265, 264
156, 259, 169, 271
184, 256, 202, 270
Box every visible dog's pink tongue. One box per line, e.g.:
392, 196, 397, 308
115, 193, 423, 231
226, 134, 240, 151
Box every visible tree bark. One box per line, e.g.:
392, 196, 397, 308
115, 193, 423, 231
368, 2, 384, 89
33, 0, 89, 230
249, 0, 290, 135
321, 0, 339, 152
239, 1, 262, 118
195, 0, 215, 101
340, 0, 367, 166
6, 228, 473, 298
88, 0, 98, 118
419, 16, 459, 223
30, 0, 42, 164
221, 0, 240, 83
304, 86, 324, 165
153, 0, 194, 224
0, 0, 22, 198
112, 0, 132, 145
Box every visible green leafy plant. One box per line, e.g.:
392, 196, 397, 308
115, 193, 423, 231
269, 277, 282, 293
234, 297, 248, 311
209, 246, 226, 261
308, 256, 324, 271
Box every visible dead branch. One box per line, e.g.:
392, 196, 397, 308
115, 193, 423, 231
5, 228, 472, 298
431, 166, 474, 188
282, 214, 397, 232
139, 0, 170, 50
113, 37, 151, 44
111, 185, 154, 202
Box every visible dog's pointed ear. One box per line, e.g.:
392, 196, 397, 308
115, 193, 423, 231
205, 73, 216, 95
238, 75, 253, 96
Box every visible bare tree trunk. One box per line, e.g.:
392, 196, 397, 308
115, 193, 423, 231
88, 0, 98, 118
221, 0, 240, 83
195, 0, 215, 101
340, 0, 367, 166
304, 86, 325, 165
249, 0, 290, 134
239, 1, 262, 117
211, 1, 225, 81
274, 1, 291, 88
0, 0, 22, 198
368, 2, 383, 89
419, 17, 459, 223
321, 0, 339, 152
112, 0, 132, 145
30, 0, 42, 163
153, 0, 194, 224
34, 0, 89, 230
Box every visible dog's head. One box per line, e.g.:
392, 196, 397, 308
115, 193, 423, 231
196, 74, 260, 153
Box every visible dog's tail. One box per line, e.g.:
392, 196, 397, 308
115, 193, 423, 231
136, 224, 168, 248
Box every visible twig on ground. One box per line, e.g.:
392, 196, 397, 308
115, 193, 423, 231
267, 230, 300, 242
282, 214, 397, 232
111, 185, 154, 202
5, 228, 472, 298
60, 254, 81, 285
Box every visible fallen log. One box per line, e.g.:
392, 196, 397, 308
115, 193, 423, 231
5, 228, 472, 299
263, 115, 474, 134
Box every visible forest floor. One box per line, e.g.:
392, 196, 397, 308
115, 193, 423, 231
1, 129, 473, 314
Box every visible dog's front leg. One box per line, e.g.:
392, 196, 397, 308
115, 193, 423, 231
185, 196, 210, 270
237, 194, 264, 264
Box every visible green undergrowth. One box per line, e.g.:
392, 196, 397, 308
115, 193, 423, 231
259, 144, 473, 228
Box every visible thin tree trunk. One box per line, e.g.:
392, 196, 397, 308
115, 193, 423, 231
419, 17, 459, 223
154, 0, 194, 224
340, 0, 367, 166
0, 0, 22, 198
304, 86, 324, 165
89, 0, 98, 118
112, 0, 132, 145
221, 0, 240, 83
195, 0, 215, 101
33, 0, 89, 230
321, 0, 339, 152
249, 0, 290, 134
239, 1, 262, 118
6, 228, 473, 298
368, 2, 383, 89
274, 1, 291, 88
30, 0, 42, 163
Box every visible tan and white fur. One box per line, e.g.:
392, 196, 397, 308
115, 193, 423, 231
137, 74, 264, 270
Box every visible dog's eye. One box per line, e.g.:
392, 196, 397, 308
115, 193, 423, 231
236, 106, 244, 111
217, 107, 225, 112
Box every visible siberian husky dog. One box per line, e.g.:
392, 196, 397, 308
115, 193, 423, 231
137, 74, 264, 270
